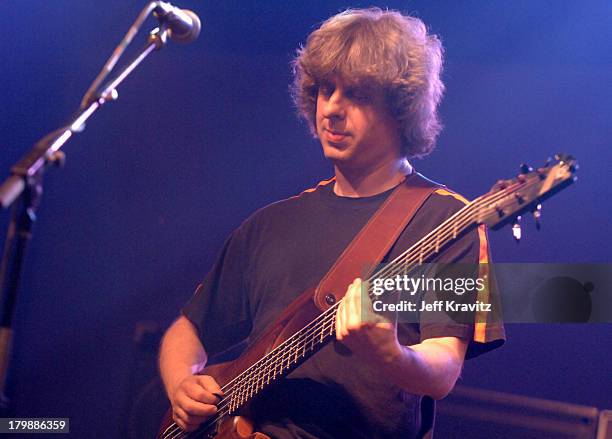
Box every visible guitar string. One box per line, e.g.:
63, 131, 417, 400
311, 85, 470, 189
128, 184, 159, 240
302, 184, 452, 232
162, 177, 538, 438
162, 300, 343, 439
365, 178, 533, 285
162, 304, 342, 439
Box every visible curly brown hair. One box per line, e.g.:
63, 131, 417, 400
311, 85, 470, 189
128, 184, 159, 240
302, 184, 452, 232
292, 8, 445, 158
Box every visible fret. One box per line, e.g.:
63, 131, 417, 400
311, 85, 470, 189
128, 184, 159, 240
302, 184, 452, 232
250, 370, 257, 398
248, 375, 256, 398
260, 366, 267, 391
256, 369, 263, 394
236, 380, 243, 408
239, 379, 245, 405
279, 351, 286, 373
234, 380, 240, 409
290, 346, 296, 365
288, 338, 298, 365
244, 371, 253, 401
240, 378, 246, 408
241, 378, 247, 405
229, 389, 235, 412
264, 363, 270, 386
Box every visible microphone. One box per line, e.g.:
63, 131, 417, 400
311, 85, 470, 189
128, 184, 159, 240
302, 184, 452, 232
153, 1, 201, 44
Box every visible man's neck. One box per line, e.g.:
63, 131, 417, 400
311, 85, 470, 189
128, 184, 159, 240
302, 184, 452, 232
333, 158, 413, 198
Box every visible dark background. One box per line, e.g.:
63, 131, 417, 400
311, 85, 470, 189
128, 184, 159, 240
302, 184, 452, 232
1, 1, 611, 437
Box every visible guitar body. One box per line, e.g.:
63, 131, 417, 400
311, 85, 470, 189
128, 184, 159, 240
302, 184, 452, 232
158, 408, 265, 439
157, 287, 323, 439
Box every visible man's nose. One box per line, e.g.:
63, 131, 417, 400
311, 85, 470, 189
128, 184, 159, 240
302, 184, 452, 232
322, 89, 345, 119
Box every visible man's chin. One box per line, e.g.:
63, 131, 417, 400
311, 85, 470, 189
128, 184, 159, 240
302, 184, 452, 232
325, 153, 364, 171
324, 152, 355, 168
322, 142, 352, 161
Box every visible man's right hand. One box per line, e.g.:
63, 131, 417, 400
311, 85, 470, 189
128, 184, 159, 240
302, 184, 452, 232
170, 374, 223, 432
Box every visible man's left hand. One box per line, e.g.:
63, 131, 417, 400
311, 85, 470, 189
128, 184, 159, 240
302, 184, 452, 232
335, 278, 402, 365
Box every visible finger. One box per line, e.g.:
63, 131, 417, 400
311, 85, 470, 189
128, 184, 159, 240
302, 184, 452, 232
335, 300, 341, 340
343, 284, 354, 335
184, 382, 219, 405
346, 280, 361, 330
186, 376, 223, 404
337, 278, 356, 337
174, 387, 218, 419
361, 279, 373, 308
182, 398, 218, 418
178, 416, 202, 433
336, 298, 345, 340
173, 417, 188, 432
374, 321, 395, 330
173, 406, 198, 432
197, 375, 223, 396
354, 278, 362, 318
360, 281, 379, 325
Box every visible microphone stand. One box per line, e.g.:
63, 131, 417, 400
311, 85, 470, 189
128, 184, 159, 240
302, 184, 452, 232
0, 24, 171, 407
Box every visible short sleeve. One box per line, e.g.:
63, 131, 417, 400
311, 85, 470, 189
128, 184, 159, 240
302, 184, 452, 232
182, 226, 253, 356
418, 224, 505, 359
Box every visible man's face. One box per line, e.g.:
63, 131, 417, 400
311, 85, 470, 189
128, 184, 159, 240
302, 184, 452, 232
315, 78, 402, 171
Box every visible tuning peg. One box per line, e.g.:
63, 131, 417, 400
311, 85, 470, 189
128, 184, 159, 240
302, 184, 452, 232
48, 150, 66, 168
555, 153, 578, 172
533, 204, 542, 230
494, 179, 508, 190
520, 164, 533, 174
512, 216, 522, 243
554, 153, 574, 162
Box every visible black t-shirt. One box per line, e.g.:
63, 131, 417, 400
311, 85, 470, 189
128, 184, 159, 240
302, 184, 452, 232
182, 178, 505, 438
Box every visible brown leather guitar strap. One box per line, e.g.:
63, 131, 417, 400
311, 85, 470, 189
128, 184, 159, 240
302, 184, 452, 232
313, 172, 442, 310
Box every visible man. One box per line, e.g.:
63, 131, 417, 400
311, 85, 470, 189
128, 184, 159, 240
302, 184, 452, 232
159, 8, 504, 438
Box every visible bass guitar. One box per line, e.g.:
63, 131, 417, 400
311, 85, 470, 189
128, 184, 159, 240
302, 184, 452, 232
157, 154, 577, 439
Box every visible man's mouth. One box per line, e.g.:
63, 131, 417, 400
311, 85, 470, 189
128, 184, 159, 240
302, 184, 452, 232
324, 128, 349, 143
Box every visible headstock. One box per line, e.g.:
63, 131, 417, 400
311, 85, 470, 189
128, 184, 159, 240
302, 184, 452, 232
477, 154, 577, 236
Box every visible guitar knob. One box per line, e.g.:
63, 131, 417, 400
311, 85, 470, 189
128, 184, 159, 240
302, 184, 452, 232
512, 216, 522, 243
520, 163, 533, 174
493, 180, 505, 191
514, 192, 525, 204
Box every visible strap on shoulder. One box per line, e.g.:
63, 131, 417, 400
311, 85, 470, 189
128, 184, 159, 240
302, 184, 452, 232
313, 172, 443, 310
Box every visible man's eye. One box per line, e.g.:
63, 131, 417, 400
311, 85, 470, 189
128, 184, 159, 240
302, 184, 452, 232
349, 91, 369, 102
319, 84, 334, 96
